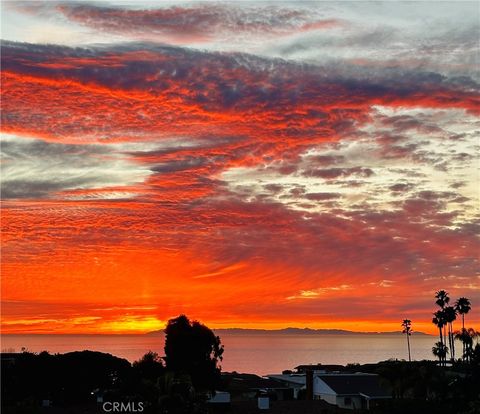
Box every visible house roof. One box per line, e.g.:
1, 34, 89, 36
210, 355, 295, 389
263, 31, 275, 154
222, 373, 291, 391
267, 374, 306, 386
316, 374, 391, 398
295, 364, 345, 372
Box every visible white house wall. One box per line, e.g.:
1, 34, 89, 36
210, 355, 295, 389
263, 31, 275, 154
313, 377, 366, 410
313, 377, 336, 396
313, 377, 338, 405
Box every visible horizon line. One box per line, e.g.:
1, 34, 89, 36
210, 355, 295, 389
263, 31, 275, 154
1, 327, 434, 336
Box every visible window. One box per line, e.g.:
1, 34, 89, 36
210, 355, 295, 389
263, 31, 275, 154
344, 397, 352, 405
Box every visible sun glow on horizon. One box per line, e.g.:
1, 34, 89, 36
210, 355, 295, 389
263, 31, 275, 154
0, 313, 454, 336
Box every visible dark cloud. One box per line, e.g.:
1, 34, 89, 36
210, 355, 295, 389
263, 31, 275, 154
3, 41, 478, 137
305, 192, 342, 201
415, 190, 458, 201
151, 157, 209, 174
289, 186, 306, 197
389, 183, 415, 193
307, 155, 346, 166
263, 184, 284, 194
303, 167, 374, 179
2, 179, 88, 200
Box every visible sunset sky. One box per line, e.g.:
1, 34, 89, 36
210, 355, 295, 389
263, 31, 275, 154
1, 1, 479, 334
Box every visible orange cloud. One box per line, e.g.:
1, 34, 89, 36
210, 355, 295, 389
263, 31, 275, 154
1, 42, 479, 334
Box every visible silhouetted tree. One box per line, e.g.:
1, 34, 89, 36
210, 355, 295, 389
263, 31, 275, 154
1, 351, 132, 406
444, 306, 457, 361
435, 290, 450, 342
133, 351, 164, 382
432, 342, 448, 365
433, 290, 454, 366
455, 297, 471, 361
375, 360, 448, 401
164, 315, 224, 393
454, 328, 480, 363
401, 319, 412, 362
435, 290, 450, 309
471, 342, 480, 366
432, 310, 448, 365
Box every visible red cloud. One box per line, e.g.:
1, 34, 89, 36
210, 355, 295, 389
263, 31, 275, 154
2, 43, 478, 154
1, 42, 479, 333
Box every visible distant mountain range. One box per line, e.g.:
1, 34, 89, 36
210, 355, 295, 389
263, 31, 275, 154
147, 327, 430, 336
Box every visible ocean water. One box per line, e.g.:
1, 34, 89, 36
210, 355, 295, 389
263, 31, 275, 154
1, 333, 438, 375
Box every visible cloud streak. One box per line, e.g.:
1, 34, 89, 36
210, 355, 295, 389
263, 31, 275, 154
12, 2, 344, 44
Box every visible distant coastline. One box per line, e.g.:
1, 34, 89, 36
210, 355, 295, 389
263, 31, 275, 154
1, 328, 432, 336
148, 327, 431, 336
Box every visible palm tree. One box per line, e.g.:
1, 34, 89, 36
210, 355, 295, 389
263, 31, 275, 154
435, 290, 450, 309
454, 328, 479, 363
432, 341, 448, 364
401, 319, 412, 362
435, 290, 450, 347
455, 297, 471, 362
455, 297, 471, 330
444, 306, 457, 361
432, 310, 447, 365
454, 329, 470, 362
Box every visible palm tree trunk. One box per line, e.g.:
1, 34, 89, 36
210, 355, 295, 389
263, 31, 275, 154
439, 327, 444, 365
450, 323, 455, 361
448, 327, 451, 362
448, 322, 453, 362
462, 314, 466, 362
443, 325, 448, 365
406, 334, 411, 362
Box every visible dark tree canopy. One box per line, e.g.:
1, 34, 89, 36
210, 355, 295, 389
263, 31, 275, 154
132, 350, 164, 382
1, 351, 132, 405
164, 314, 224, 392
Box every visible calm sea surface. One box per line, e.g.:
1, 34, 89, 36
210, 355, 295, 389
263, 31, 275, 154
1, 333, 437, 375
